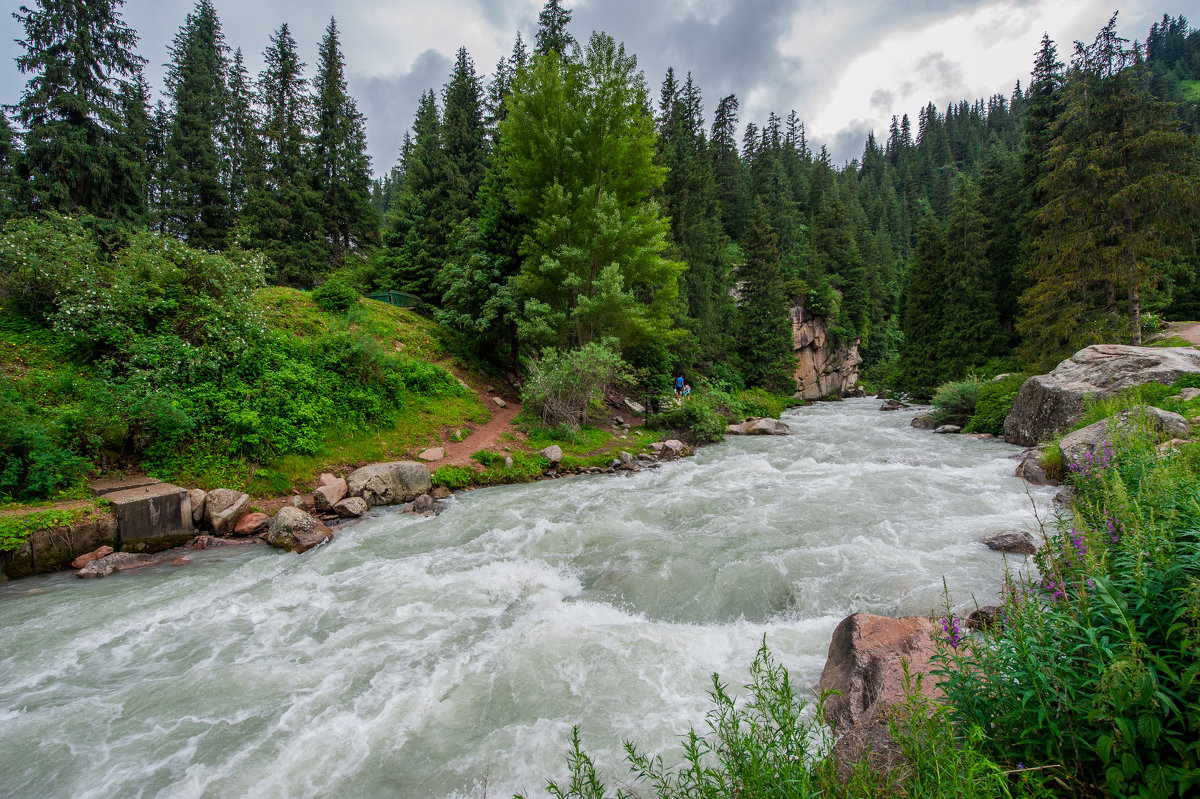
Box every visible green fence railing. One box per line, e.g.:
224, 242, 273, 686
366, 290, 423, 308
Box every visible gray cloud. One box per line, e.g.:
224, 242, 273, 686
0, 0, 1170, 171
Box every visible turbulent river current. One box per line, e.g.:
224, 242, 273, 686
0, 399, 1055, 799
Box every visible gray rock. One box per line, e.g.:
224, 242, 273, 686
880, 399, 910, 411
1004, 344, 1200, 445
934, 425, 962, 434
1058, 406, 1190, 473
266, 507, 334, 553
412, 494, 434, 512
619, 451, 633, 464
967, 605, 1000, 631
983, 529, 1037, 555
726, 418, 792, 435
346, 461, 432, 507
1178, 387, 1200, 401
313, 477, 348, 512
317, 473, 339, 487
623, 398, 646, 415
193, 535, 250, 549
504, 456, 514, 469
910, 414, 937, 430
539, 445, 563, 466
204, 488, 251, 536
1015, 450, 1059, 486
418, 447, 444, 462
289, 495, 305, 508
663, 439, 685, 454
331, 499, 367, 515
76, 551, 155, 578
189, 489, 207, 525
492, 396, 507, 408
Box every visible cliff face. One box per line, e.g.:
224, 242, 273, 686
791, 305, 862, 400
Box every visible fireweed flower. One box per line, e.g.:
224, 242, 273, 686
941, 616, 965, 648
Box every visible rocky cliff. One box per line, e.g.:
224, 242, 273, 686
791, 305, 862, 400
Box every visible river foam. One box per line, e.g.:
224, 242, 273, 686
0, 399, 1053, 798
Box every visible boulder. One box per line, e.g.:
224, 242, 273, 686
880, 399, 910, 411
232, 512, 270, 537
539, 445, 563, 466
418, 447, 444, 462
1004, 345, 1200, 445
726, 418, 792, 436
619, 451, 634, 464
76, 551, 155, 578
1015, 450, 1058, 486
492, 397, 508, 408
333, 496, 368, 518
346, 461, 432, 507
204, 488, 251, 536
431, 486, 453, 500
1059, 406, 1190, 473
189, 489, 207, 525
663, 439, 685, 454
412, 494, 434, 513
817, 613, 943, 733
313, 477, 348, 511
934, 425, 962, 434
289, 495, 305, 508
624, 398, 646, 415
317, 473, 339, 487
983, 529, 1037, 555
1176, 387, 1200, 401
70, 545, 114, 570
910, 414, 937, 430
826, 700, 912, 785
266, 507, 334, 553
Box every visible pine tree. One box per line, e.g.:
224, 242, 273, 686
503, 32, 682, 351
1020, 14, 1200, 358
711, 94, 748, 240
0, 111, 23, 220
535, 0, 575, 58
163, 0, 229, 249
12, 0, 146, 220
242, 23, 321, 285
736, 208, 796, 393
113, 69, 151, 223
312, 17, 376, 269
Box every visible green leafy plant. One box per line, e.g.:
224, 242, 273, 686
964, 374, 1027, 435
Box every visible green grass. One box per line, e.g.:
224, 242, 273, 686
1181, 79, 1200, 103
1146, 334, 1197, 348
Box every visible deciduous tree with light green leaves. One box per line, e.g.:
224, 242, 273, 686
501, 32, 683, 354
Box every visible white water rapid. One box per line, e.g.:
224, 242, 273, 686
0, 400, 1054, 799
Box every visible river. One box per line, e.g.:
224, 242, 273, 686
0, 399, 1054, 798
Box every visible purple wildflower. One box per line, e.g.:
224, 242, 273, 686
941, 615, 965, 648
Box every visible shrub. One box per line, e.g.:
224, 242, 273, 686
521, 342, 629, 430
928, 377, 983, 427
311, 272, 361, 312
964, 373, 1026, 435
431, 465, 477, 489
732, 387, 788, 420
0, 213, 101, 321
648, 396, 728, 443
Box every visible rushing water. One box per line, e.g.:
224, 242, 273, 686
0, 400, 1053, 799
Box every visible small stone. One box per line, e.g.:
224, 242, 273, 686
431, 486, 453, 499
492, 397, 507, 408
193, 535, 249, 549
504, 456, 514, 469
418, 447, 445, 462
71, 545, 114, 570
76, 552, 155, 578
539, 445, 563, 465
1178, 387, 1200, 401
317, 473, 339, 488
934, 425, 962, 434
333, 496, 369, 518
233, 512, 270, 537
171, 556, 191, 567
313, 478, 348, 512
910, 414, 937, 430
983, 529, 1037, 555
967, 605, 1000, 631
413, 494, 434, 512
610, 459, 622, 468
290, 495, 305, 508
620, 451, 633, 464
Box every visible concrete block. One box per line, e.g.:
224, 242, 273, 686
89, 475, 161, 496
29, 514, 119, 573
107, 483, 194, 553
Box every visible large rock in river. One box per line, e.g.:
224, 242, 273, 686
346, 461, 431, 507
1004, 345, 1200, 446
266, 507, 334, 553
726, 417, 791, 436
204, 488, 251, 536
817, 613, 943, 733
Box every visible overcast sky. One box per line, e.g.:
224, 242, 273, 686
0, 1, 1171, 174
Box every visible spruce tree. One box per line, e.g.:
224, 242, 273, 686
736, 208, 796, 394
535, 0, 575, 58
12, 0, 145, 220
113, 69, 151, 223
441, 47, 487, 224
312, 17, 376, 268
381, 90, 447, 299
899, 215, 949, 397
1020, 14, 1200, 358
711, 94, 748, 240
163, 0, 229, 249
224, 48, 259, 213
940, 177, 1001, 376
243, 23, 321, 285
0, 112, 21, 220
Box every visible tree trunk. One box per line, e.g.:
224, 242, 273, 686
1129, 273, 1142, 346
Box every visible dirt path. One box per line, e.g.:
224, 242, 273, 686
439, 391, 524, 467
1172, 322, 1200, 345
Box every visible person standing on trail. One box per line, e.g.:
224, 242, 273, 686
675, 375, 684, 395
